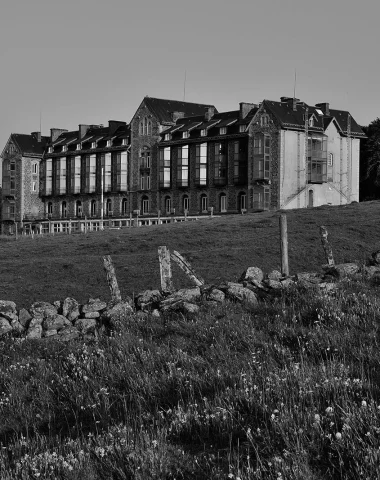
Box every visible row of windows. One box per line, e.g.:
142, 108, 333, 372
47, 139, 127, 154
46, 198, 129, 218
139, 193, 247, 215
139, 118, 152, 136
164, 124, 247, 141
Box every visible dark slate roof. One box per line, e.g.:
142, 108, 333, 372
11, 134, 49, 155
263, 100, 365, 137
143, 97, 218, 123
49, 124, 130, 146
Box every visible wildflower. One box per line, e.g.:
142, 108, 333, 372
362, 400, 367, 407
335, 432, 342, 440
325, 406, 333, 414
314, 414, 321, 423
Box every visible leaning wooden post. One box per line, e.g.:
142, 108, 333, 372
280, 214, 289, 276
320, 225, 335, 266
158, 246, 174, 293
103, 255, 122, 303
69, 219, 72, 235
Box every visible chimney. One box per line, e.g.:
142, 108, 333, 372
31, 131, 41, 142
78, 124, 90, 139
50, 128, 68, 143
108, 120, 126, 136
171, 111, 185, 123
239, 102, 257, 120
280, 96, 299, 111
315, 102, 330, 116
205, 106, 215, 122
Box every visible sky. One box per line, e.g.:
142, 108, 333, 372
0, 0, 379, 151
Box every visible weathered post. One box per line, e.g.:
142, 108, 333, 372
280, 214, 289, 276
170, 250, 205, 286
184, 209, 188, 221
158, 246, 174, 293
158, 209, 161, 225
320, 225, 335, 266
103, 255, 122, 303
15, 223, 18, 241
69, 219, 72, 235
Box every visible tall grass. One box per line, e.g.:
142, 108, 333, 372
1, 276, 380, 478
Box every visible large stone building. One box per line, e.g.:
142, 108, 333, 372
0, 95, 366, 233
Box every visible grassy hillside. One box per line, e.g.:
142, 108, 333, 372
1, 200, 380, 308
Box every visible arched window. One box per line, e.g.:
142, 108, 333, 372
141, 195, 149, 214
182, 195, 189, 213
200, 194, 208, 212
106, 199, 112, 216
91, 200, 97, 217
139, 121, 144, 136
121, 198, 128, 215
308, 189, 314, 208
76, 200, 82, 217
62, 201, 67, 218
147, 120, 152, 135
165, 196, 172, 214
219, 193, 227, 213
260, 114, 269, 126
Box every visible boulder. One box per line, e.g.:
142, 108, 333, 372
18, 309, 32, 328
361, 265, 380, 279
296, 272, 322, 284
75, 318, 97, 334
136, 290, 163, 311
0, 301, 17, 317
53, 300, 62, 312
84, 311, 100, 319
10, 318, 24, 333
323, 263, 359, 279
57, 326, 80, 341
102, 302, 134, 321
30, 302, 57, 319
29, 317, 44, 328
62, 297, 80, 322
369, 250, 380, 266
0, 311, 18, 323
162, 287, 201, 305
207, 288, 225, 303
27, 324, 42, 339
151, 309, 161, 318
42, 314, 71, 331
220, 282, 258, 307
160, 300, 200, 314
43, 329, 58, 338
266, 279, 283, 290
181, 302, 200, 314
0, 318, 12, 336
82, 298, 107, 314
267, 270, 282, 281
239, 267, 264, 284
280, 278, 295, 289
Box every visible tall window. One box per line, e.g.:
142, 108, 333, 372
106, 199, 112, 216
177, 145, 189, 187
56, 158, 66, 194
142, 196, 149, 214
71, 156, 81, 194
139, 118, 152, 136
91, 200, 97, 217
238, 193, 247, 211
46, 159, 52, 195
76, 200, 82, 217
308, 135, 327, 183
233, 140, 248, 184
140, 148, 151, 168
117, 152, 128, 191
32, 163, 38, 174
253, 134, 270, 179
159, 147, 171, 188
47, 202, 53, 216
253, 187, 270, 210
62, 201, 67, 218
219, 193, 227, 212
121, 198, 128, 215
260, 115, 269, 126
195, 143, 207, 186
165, 196, 172, 214
85, 154, 96, 193
102, 153, 112, 192
200, 194, 208, 212
183, 195, 189, 212
214, 142, 227, 186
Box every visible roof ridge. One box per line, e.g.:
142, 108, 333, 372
145, 96, 214, 106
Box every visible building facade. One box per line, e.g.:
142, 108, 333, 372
0, 96, 366, 233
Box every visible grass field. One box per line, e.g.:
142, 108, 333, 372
1, 202, 380, 478
2, 200, 380, 308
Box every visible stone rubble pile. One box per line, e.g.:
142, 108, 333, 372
1, 251, 380, 341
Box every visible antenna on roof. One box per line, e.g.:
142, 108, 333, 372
293, 68, 297, 99
183, 70, 187, 101
39, 110, 42, 134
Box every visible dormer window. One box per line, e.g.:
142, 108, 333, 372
91, 142, 96, 149
200, 129, 207, 137
309, 117, 314, 127
76, 143, 81, 150
182, 131, 189, 139
48, 147, 52, 154
122, 138, 127, 146
62, 145, 67, 152
260, 115, 269, 126
219, 127, 227, 135
239, 125, 246, 133
107, 140, 111, 147
164, 133, 171, 141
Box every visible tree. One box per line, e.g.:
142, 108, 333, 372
360, 118, 380, 201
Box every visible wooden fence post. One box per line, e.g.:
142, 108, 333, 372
170, 250, 205, 286
158, 246, 174, 293
103, 255, 122, 303
280, 214, 289, 276
320, 225, 335, 266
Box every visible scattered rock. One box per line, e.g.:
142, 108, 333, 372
29, 317, 44, 328
136, 290, 163, 311
207, 288, 225, 303
27, 324, 42, 339
43, 329, 58, 338
10, 318, 24, 333
267, 270, 282, 281
62, 297, 80, 322
82, 298, 107, 314
165, 287, 201, 304
42, 314, 71, 331
0, 318, 12, 336
296, 272, 322, 284
239, 267, 264, 284
57, 326, 80, 341
30, 302, 57, 319
75, 318, 97, 334
53, 300, 62, 312
151, 309, 161, 318
369, 250, 380, 266
323, 263, 360, 279
0, 301, 17, 317
102, 302, 134, 321
220, 282, 258, 307
84, 311, 100, 319
18, 309, 32, 328
266, 279, 283, 290
280, 278, 295, 289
